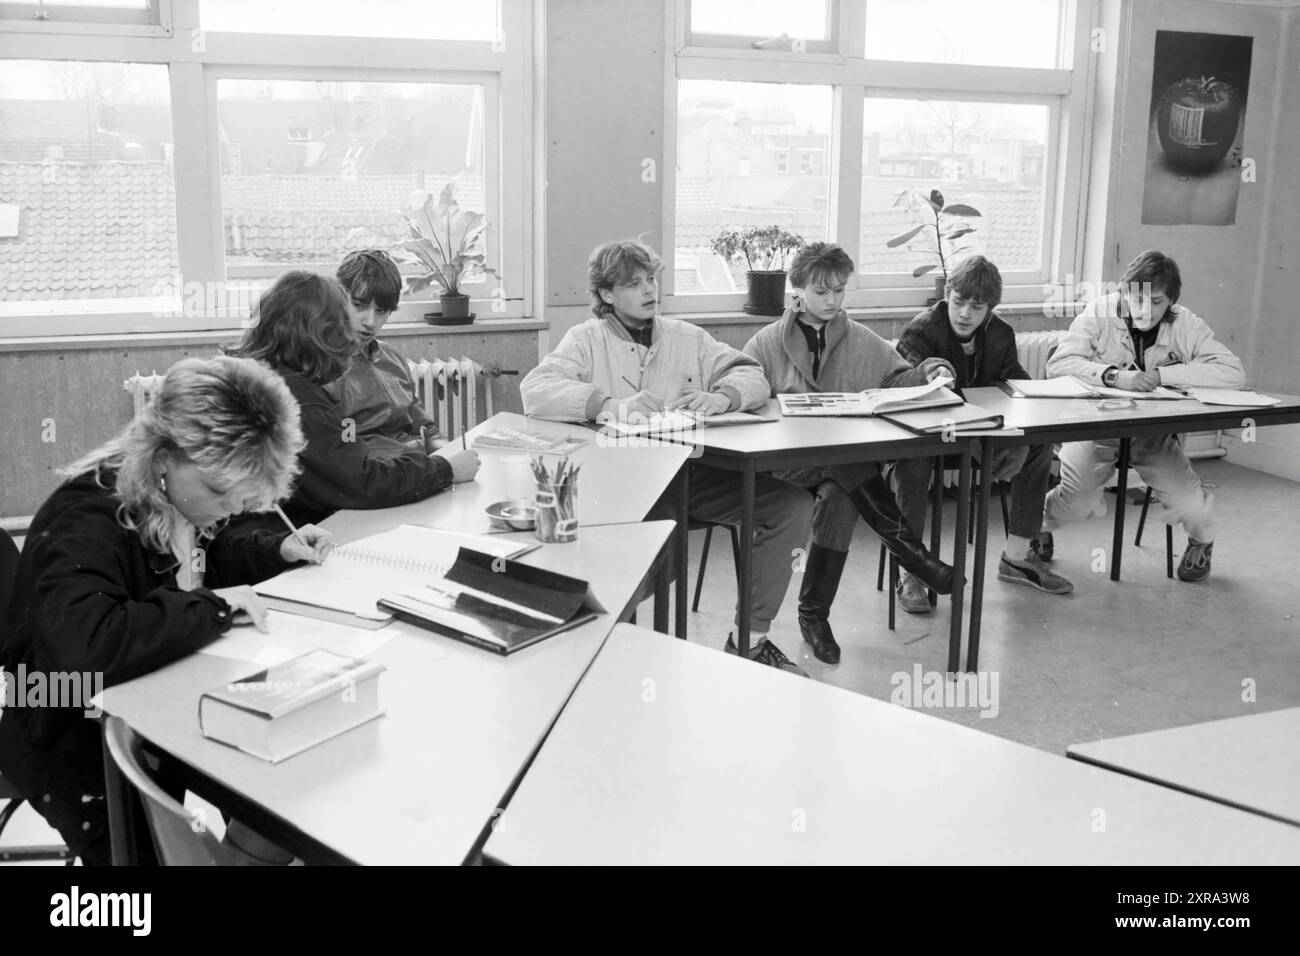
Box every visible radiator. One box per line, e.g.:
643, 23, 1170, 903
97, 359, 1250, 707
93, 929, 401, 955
1015, 330, 1068, 380
123, 372, 166, 416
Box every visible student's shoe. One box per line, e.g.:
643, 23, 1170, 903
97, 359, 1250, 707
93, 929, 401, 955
847, 475, 955, 594
797, 544, 846, 664
1029, 531, 1055, 562
896, 571, 932, 614
1177, 538, 1213, 582
997, 552, 1074, 594
724, 635, 810, 678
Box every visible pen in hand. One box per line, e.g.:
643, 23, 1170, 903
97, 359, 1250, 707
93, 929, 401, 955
273, 503, 306, 547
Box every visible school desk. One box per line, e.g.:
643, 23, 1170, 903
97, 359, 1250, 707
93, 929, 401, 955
97, 521, 675, 865
960, 388, 1300, 670
1068, 708, 1300, 828
481, 624, 1300, 865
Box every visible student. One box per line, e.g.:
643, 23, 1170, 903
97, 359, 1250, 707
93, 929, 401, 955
226, 271, 479, 525
743, 242, 956, 664
0, 356, 332, 865
521, 239, 815, 675
332, 250, 469, 457
1044, 250, 1244, 581
893, 255, 1073, 611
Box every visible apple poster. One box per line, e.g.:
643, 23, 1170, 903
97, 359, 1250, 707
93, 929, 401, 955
1141, 30, 1252, 226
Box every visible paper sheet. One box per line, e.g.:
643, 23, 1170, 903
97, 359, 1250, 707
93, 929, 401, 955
1186, 388, 1281, 407
200, 610, 407, 665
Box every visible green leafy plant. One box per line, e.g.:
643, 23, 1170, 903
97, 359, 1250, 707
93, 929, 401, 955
711, 225, 804, 272
390, 182, 497, 297
886, 188, 981, 283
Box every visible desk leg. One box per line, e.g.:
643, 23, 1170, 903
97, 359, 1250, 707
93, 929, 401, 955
675, 463, 689, 639
928, 456, 943, 608
967, 436, 994, 672
653, 557, 670, 633
737, 460, 756, 656
1111, 437, 1131, 582
947, 444, 972, 675
101, 721, 135, 866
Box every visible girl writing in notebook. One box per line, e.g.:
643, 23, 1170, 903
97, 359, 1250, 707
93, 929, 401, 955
0, 356, 332, 864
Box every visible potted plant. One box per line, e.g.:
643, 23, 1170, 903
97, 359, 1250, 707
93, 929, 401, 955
390, 182, 496, 325
711, 225, 804, 316
887, 188, 981, 304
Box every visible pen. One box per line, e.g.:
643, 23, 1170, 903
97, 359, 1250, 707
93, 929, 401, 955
273, 503, 306, 546
621, 375, 638, 391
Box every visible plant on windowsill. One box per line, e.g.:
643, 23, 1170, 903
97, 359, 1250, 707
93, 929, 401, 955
710, 225, 804, 316
390, 182, 497, 325
887, 188, 981, 305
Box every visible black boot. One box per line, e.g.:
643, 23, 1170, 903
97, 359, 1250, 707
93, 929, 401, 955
847, 474, 956, 594
798, 545, 847, 664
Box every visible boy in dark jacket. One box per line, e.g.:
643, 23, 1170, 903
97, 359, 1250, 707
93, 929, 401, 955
892, 255, 1071, 612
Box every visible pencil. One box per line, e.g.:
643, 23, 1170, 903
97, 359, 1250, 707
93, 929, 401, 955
273, 504, 306, 546
621, 375, 638, 391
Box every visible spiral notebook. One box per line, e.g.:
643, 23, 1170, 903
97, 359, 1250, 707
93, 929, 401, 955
254, 525, 539, 629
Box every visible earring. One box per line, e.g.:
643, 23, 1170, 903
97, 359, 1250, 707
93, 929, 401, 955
159, 473, 168, 495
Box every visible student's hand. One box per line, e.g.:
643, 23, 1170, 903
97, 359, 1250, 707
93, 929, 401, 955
919, 358, 957, 383
280, 525, 334, 564
668, 389, 731, 416
1114, 370, 1157, 392
433, 447, 481, 482
603, 391, 665, 421
211, 586, 270, 632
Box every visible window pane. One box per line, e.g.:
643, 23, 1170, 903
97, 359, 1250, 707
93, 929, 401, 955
676, 81, 831, 294
0, 61, 175, 311
218, 79, 488, 290
12, 1, 147, 6
860, 99, 1048, 276
691, 0, 827, 40
865, 0, 1061, 69
201, 0, 497, 41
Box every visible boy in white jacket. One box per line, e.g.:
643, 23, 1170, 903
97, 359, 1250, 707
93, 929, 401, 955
1045, 250, 1245, 581
522, 240, 814, 676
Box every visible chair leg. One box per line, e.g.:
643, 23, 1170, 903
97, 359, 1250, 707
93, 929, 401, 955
998, 483, 1010, 537
691, 525, 712, 613
728, 524, 741, 588
876, 541, 886, 591
1135, 485, 1153, 546
968, 462, 979, 544
1166, 525, 1174, 579
888, 555, 897, 631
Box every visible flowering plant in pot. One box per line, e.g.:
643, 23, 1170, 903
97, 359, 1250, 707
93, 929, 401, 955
711, 225, 804, 316
887, 188, 981, 304
390, 182, 496, 324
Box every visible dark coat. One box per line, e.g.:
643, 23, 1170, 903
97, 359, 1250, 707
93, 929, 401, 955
896, 302, 1029, 392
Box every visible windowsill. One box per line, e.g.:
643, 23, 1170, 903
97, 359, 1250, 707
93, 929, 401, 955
0, 318, 547, 354
669, 301, 1081, 326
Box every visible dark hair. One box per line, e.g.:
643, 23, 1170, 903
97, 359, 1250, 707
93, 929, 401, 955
789, 242, 855, 289
587, 239, 663, 316
1120, 249, 1181, 305
226, 271, 356, 385
338, 249, 402, 313
947, 255, 1003, 310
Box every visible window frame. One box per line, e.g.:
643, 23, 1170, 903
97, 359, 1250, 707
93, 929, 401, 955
663, 0, 1096, 315
0, 0, 165, 36
0, 0, 532, 337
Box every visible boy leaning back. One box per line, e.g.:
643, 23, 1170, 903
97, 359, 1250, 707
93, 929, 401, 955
521, 239, 815, 676
1045, 249, 1244, 581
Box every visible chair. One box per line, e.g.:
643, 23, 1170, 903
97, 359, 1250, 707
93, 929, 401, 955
1134, 486, 1176, 579
0, 528, 75, 865
690, 519, 741, 613
102, 715, 234, 866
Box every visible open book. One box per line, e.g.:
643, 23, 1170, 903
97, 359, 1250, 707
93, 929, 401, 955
999, 376, 1185, 401
254, 525, 539, 629
472, 426, 589, 455
778, 378, 961, 417
377, 548, 606, 655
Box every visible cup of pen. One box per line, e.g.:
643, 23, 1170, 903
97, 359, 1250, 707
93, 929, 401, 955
532, 454, 579, 543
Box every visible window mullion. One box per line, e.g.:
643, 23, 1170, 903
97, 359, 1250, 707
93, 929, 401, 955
169, 60, 222, 301
830, 84, 864, 266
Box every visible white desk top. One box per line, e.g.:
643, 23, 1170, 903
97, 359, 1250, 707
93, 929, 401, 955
485, 625, 1300, 865
322, 413, 690, 543
1068, 708, 1300, 827
99, 522, 674, 865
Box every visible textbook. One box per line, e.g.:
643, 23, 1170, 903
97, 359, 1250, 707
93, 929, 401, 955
254, 525, 539, 629
472, 426, 589, 455
599, 409, 775, 436
778, 379, 961, 417
878, 401, 1005, 436
1183, 387, 1281, 407
377, 547, 605, 656
198, 650, 385, 763
999, 377, 1185, 401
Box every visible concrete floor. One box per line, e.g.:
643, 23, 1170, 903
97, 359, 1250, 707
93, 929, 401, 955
5, 458, 1297, 858
667, 458, 1300, 754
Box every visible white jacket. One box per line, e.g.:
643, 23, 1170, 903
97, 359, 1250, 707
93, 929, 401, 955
522, 313, 771, 421
1047, 293, 1245, 389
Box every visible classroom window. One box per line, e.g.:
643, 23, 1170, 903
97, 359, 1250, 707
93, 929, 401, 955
217, 78, 489, 290
690, 0, 830, 42
861, 99, 1049, 275
0, 0, 158, 28
0, 60, 177, 313
863, 0, 1065, 70
198, 0, 498, 41
675, 79, 831, 296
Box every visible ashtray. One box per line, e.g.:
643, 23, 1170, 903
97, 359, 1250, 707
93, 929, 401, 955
486, 499, 537, 530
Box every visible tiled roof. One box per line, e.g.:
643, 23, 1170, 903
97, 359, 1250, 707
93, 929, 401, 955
0, 162, 488, 301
